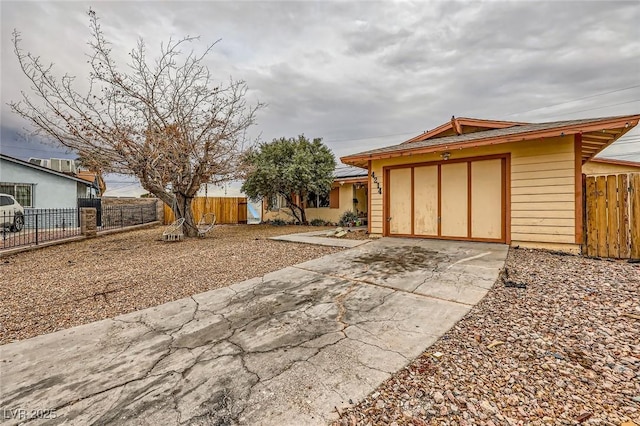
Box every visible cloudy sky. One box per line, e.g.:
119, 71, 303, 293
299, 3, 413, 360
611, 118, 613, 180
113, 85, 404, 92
1, 0, 639, 191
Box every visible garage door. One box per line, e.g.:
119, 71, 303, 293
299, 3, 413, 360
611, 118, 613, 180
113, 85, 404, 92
386, 157, 505, 242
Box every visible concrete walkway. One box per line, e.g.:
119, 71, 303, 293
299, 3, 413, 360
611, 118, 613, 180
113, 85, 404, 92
0, 238, 508, 425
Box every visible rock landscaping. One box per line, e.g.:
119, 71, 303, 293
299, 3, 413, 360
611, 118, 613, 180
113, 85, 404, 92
334, 247, 640, 425
0, 224, 342, 344
326, 227, 370, 240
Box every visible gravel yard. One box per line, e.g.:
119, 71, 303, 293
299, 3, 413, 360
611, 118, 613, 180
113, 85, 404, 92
0, 224, 341, 344
334, 248, 640, 425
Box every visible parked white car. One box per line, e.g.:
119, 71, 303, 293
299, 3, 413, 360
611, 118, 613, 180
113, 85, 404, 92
0, 193, 25, 232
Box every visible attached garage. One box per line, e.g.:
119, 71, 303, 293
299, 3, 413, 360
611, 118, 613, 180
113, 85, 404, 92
386, 157, 506, 242
341, 115, 640, 253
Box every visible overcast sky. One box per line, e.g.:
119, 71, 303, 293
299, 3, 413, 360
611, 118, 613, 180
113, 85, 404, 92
1, 0, 639, 183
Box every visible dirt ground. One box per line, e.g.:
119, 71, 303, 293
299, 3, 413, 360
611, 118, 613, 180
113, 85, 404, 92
0, 224, 341, 344
326, 227, 370, 240
338, 228, 370, 240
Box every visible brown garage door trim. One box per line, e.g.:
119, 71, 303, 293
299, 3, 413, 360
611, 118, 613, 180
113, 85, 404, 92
383, 153, 511, 243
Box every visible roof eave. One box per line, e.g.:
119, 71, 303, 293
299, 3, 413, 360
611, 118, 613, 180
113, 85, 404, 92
0, 153, 96, 187
342, 115, 640, 166
402, 117, 528, 144
589, 157, 640, 167
333, 176, 368, 185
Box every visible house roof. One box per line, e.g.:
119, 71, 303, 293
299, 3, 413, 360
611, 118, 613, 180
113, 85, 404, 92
76, 170, 98, 183
404, 116, 527, 143
589, 157, 640, 167
334, 165, 367, 179
0, 153, 98, 188
333, 165, 368, 184
341, 114, 640, 168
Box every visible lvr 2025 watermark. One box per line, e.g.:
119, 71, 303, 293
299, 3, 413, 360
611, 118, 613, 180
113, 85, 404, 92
2, 408, 57, 420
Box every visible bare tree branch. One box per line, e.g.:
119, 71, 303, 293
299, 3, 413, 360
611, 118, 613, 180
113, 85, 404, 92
9, 9, 263, 237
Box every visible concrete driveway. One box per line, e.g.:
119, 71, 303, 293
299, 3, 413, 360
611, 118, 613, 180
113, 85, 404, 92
0, 238, 507, 425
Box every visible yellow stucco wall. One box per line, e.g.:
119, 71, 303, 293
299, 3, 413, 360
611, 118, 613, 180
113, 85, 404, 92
262, 183, 362, 224
582, 161, 640, 176
369, 135, 578, 249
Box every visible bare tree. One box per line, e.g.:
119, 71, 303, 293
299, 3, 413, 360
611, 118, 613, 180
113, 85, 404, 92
10, 9, 261, 236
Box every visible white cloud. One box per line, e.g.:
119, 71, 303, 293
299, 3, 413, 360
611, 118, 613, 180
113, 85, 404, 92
1, 0, 638, 164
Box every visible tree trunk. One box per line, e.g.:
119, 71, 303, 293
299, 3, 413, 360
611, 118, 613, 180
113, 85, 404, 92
290, 192, 308, 225
300, 206, 307, 225
287, 200, 307, 225
175, 192, 198, 237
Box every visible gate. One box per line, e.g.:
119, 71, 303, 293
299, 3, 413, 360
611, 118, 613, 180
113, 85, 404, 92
238, 200, 248, 224
584, 173, 640, 259
78, 197, 102, 226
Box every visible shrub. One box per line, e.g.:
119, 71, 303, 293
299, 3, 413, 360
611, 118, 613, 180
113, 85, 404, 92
338, 210, 358, 227
270, 218, 288, 226
310, 218, 327, 226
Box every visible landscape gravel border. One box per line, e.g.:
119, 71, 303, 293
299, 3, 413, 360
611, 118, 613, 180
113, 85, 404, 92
334, 248, 640, 425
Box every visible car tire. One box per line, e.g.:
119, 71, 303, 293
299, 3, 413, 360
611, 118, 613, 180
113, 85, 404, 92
11, 213, 24, 232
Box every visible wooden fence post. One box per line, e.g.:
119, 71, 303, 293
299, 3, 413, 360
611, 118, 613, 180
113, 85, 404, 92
606, 175, 619, 258
631, 174, 640, 259
585, 176, 597, 256
619, 174, 630, 258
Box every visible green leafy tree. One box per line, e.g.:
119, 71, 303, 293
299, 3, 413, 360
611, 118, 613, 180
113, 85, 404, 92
242, 136, 335, 224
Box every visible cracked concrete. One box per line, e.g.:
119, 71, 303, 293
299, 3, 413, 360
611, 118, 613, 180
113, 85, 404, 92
0, 238, 507, 425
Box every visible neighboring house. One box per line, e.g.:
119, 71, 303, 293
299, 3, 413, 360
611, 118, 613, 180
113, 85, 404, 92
341, 114, 640, 253
77, 170, 107, 195
262, 165, 368, 224
582, 157, 640, 175
0, 153, 98, 209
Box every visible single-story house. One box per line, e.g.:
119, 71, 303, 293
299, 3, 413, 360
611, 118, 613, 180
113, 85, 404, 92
262, 165, 368, 224
0, 153, 98, 209
341, 114, 640, 253
583, 157, 640, 175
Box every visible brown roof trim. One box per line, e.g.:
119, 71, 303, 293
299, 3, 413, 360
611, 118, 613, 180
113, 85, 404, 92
333, 176, 368, 185
403, 117, 527, 143
342, 114, 640, 165
589, 157, 640, 167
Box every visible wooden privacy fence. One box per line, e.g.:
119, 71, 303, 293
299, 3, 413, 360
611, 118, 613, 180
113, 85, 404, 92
584, 173, 640, 259
164, 197, 248, 225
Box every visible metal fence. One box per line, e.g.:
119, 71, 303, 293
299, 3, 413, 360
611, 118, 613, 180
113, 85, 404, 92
1, 208, 81, 250
101, 203, 157, 231
1, 203, 158, 251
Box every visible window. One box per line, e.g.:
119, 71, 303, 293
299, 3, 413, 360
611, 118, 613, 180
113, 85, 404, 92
0, 183, 33, 207
306, 192, 330, 208
268, 194, 286, 211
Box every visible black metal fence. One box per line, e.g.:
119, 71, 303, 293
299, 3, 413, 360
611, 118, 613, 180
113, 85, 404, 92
1, 208, 81, 250
1, 203, 158, 251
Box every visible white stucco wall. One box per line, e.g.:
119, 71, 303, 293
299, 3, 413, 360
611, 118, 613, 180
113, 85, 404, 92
0, 159, 83, 208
